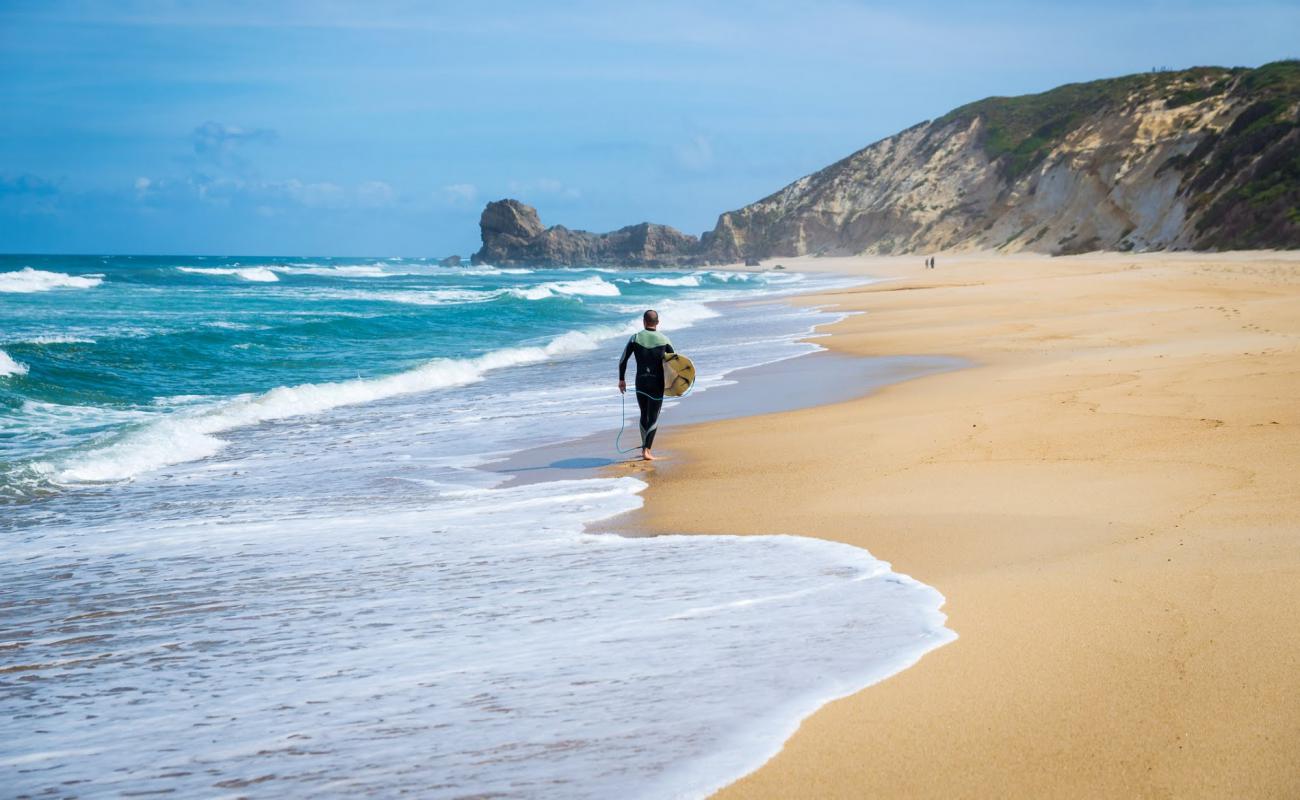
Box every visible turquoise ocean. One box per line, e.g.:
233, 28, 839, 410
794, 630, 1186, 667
1, 255, 954, 797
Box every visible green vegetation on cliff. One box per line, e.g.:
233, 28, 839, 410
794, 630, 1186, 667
938, 66, 1242, 180
1190, 61, 1300, 249
933, 61, 1299, 248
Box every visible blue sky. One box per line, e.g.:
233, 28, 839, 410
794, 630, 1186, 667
1, 1, 1297, 256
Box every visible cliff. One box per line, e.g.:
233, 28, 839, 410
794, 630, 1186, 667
471, 62, 1299, 266
701, 61, 1300, 259
471, 200, 700, 267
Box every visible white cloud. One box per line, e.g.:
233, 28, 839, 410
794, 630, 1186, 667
357, 180, 396, 208
191, 121, 277, 167
132, 174, 406, 212
440, 183, 479, 205
280, 179, 347, 209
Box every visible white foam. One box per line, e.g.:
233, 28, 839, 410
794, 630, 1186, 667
508, 275, 621, 300
306, 288, 503, 306
7, 400, 153, 442
1, 476, 954, 798
5, 335, 96, 345
640, 274, 701, 287
270, 264, 392, 278
177, 266, 280, 282
451, 264, 534, 275
611, 298, 719, 327
0, 349, 30, 377
0, 268, 103, 293
706, 270, 759, 282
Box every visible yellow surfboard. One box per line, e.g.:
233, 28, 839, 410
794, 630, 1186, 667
663, 353, 695, 398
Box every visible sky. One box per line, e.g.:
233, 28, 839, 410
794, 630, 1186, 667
1, 1, 1297, 256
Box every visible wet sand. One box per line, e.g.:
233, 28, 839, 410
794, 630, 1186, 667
619, 251, 1300, 798
493, 350, 962, 486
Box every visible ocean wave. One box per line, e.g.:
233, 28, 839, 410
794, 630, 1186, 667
0, 350, 30, 377
202, 320, 262, 330
610, 299, 719, 326
271, 264, 392, 278
176, 266, 280, 282
306, 288, 504, 306
310, 277, 623, 306
639, 275, 700, 287
508, 276, 621, 300
0, 268, 104, 293
704, 270, 759, 282
37, 301, 720, 484
450, 264, 534, 275
4, 335, 97, 345
8, 400, 153, 441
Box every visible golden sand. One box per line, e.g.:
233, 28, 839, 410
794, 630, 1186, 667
618, 252, 1300, 798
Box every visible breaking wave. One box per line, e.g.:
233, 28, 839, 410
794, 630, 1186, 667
0, 350, 30, 377
0, 268, 103, 293
176, 266, 280, 282
508, 276, 621, 300
36, 302, 717, 485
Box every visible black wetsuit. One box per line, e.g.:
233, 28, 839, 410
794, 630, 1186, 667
618, 329, 674, 450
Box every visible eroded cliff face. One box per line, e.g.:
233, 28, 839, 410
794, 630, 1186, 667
701, 62, 1299, 259
471, 200, 699, 267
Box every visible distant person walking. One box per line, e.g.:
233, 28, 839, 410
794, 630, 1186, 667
618, 309, 674, 461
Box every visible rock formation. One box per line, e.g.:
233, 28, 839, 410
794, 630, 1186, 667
471, 200, 700, 267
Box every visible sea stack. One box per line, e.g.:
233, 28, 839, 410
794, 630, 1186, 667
471, 199, 701, 267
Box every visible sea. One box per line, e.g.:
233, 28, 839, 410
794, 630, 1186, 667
0, 255, 955, 798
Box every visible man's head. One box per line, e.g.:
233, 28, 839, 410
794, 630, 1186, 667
643, 309, 659, 329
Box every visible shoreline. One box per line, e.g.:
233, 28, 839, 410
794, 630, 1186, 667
492, 349, 964, 487
624, 251, 1300, 797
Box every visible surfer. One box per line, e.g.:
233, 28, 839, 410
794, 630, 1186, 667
618, 309, 674, 461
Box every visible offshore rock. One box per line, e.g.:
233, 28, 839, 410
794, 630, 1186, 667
471, 200, 700, 267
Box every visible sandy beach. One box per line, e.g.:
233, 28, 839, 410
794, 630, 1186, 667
620, 251, 1300, 797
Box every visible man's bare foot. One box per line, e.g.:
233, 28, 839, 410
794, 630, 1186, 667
642, 449, 656, 461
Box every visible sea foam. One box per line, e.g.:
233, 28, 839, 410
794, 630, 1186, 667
15, 335, 97, 345
508, 276, 621, 300
0, 349, 29, 377
308, 288, 504, 306
0, 267, 103, 293
177, 266, 280, 282
640, 274, 701, 287
1, 476, 955, 799
271, 264, 392, 278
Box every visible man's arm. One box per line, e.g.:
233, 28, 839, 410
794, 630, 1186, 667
618, 337, 634, 388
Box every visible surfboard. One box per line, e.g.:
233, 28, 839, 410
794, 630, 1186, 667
663, 353, 695, 398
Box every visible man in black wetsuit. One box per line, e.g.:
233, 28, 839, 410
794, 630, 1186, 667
618, 309, 674, 461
